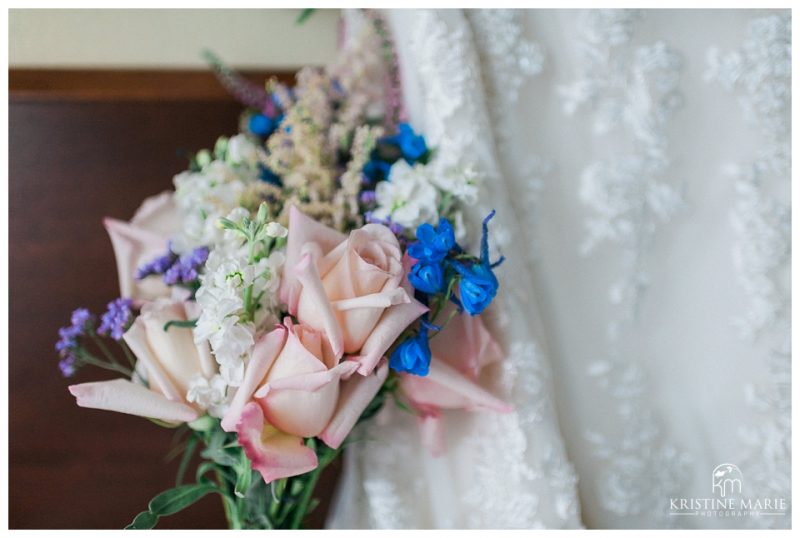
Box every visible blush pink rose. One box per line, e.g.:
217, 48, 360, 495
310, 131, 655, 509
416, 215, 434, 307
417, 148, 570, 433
281, 205, 427, 374
222, 319, 388, 484
68, 299, 216, 423
399, 305, 512, 456
104, 191, 180, 304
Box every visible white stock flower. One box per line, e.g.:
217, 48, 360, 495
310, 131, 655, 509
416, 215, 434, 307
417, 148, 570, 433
186, 374, 229, 418
372, 160, 439, 228
192, 238, 285, 388
226, 134, 260, 168
430, 158, 482, 205
265, 221, 288, 238
171, 147, 261, 252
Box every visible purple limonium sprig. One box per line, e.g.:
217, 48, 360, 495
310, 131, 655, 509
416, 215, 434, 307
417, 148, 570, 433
58, 355, 77, 377
137, 244, 208, 287
97, 298, 134, 341
163, 246, 210, 285
359, 190, 377, 205
55, 308, 93, 355
136, 248, 177, 280
365, 212, 404, 237
55, 307, 94, 378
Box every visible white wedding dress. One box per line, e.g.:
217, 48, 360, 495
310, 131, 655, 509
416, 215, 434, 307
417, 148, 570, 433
327, 9, 791, 529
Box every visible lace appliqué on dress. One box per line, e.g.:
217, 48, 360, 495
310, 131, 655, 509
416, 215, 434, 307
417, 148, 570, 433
561, 9, 685, 322
466, 10, 551, 259
562, 9, 691, 526
706, 12, 791, 529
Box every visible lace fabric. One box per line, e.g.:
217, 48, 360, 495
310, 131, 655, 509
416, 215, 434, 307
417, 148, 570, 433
328, 9, 791, 529
558, 9, 692, 528
706, 13, 791, 529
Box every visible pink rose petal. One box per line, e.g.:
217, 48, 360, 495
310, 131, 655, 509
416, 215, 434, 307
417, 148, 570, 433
236, 402, 318, 484
221, 326, 287, 432
122, 318, 183, 403
69, 378, 199, 423
430, 306, 504, 380
331, 288, 410, 310
319, 362, 389, 449
295, 253, 344, 358
417, 411, 445, 457
282, 205, 346, 311
401, 359, 512, 413
255, 360, 358, 396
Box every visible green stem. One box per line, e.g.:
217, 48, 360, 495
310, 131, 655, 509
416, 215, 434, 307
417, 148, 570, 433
120, 340, 137, 369
242, 236, 257, 322
89, 333, 122, 366
289, 446, 342, 529
289, 472, 321, 529
428, 307, 459, 340
76, 349, 133, 377
216, 470, 242, 529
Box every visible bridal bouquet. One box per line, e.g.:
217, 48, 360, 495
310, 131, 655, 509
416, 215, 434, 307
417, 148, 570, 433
55, 15, 509, 529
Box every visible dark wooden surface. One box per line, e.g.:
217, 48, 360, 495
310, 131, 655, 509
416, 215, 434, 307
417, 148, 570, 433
10, 68, 294, 101
9, 70, 338, 529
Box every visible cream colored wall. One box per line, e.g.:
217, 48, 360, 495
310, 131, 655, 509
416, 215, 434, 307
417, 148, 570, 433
9, 9, 340, 69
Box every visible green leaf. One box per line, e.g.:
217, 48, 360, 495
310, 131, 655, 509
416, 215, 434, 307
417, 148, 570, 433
163, 319, 197, 332
125, 510, 158, 530
234, 451, 253, 498
256, 202, 269, 223
196, 149, 212, 169
214, 136, 229, 160
175, 436, 198, 486
147, 417, 183, 429
195, 461, 220, 485
296, 9, 314, 25
148, 484, 218, 516
218, 217, 238, 231
187, 415, 216, 432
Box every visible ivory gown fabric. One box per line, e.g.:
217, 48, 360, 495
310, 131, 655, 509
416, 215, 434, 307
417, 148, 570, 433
327, 9, 791, 529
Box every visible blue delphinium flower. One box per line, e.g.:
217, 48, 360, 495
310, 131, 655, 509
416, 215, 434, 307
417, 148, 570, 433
363, 158, 392, 183
384, 123, 428, 163
408, 262, 444, 294
259, 164, 282, 186
452, 210, 504, 316
248, 113, 274, 137
453, 263, 499, 316
97, 298, 134, 341
407, 218, 455, 264
389, 329, 431, 376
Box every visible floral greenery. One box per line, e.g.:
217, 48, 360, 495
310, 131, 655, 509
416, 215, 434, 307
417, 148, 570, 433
125, 381, 398, 530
